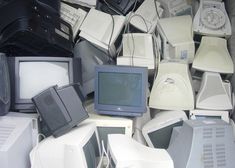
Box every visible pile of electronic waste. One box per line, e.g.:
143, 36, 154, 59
0, 0, 235, 168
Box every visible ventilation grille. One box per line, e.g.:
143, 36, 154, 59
203, 128, 213, 139
203, 144, 214, 168
216, 144, 226, 168
202, 126, 227, 168
0, 125, 15, 149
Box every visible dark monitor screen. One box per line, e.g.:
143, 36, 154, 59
95, 65, 148, 116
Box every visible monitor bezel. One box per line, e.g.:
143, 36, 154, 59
8, 56, 81, 112
94, 65, 148, 115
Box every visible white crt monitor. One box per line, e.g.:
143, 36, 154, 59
142, 111, 188, 148
190, 110, 230, 123
30, 123, 101, 168
107, 134, 174, 168
83, 112, 133, 149
0, 112, 39, 168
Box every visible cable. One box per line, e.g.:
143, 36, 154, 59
107, 14, 115, 61
97, 140, 110, 168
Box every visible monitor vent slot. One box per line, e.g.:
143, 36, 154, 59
203, 128, 213, 139
0, 125, 15, 149
203, 144, 214, 168
216, 144, 226, 168
216, 127, 225, 138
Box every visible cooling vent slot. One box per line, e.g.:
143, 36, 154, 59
203, 128, 213, 139
216, 127, 225, 138
203, 144, 214, 168
216, 144, 226, 168
0, 125, 15, 149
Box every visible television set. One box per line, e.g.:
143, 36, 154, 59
167, 119, 235, 168
7, 56, 82, 112
142, 110, 188, 149
0, 112, 39, 168
32, 84, 88, 137
95, 65, 148, 117
30, 123, 101, 168
107, 134, 174, 168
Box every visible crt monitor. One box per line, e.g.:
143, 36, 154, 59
142, 110, 188, 149
167, 119, 235, 168
107, 134, 174, 168
30, 123, 101, 168
95, 65, 148, 117
7, 56, 82, 112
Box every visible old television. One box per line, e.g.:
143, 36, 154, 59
7, 57, 82, 112
30, 123, 101, 168
0, 112, 39, 168
95, 65, 148, 117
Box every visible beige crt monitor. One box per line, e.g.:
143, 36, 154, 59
107, 134, 174, 168
158, 0, 192, 17
192, 36, 234, 74
79, 8, 126, 57
193, 0, 231, 37
149, 60, 194, 110
117, 33, 157, 70
157, 15, 195, 63
83, 101, 133, 149
129, 0, 163, 33
196, 72, 232, 110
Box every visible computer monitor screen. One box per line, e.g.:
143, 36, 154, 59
95, 65, 148, 116
19, 62, 69, 99
8, 57, 82, 112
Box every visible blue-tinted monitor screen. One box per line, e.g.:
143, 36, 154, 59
98, 72, 142, 107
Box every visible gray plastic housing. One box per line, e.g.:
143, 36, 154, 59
74, 40, 114, 95
32, 84, 88, 137
167, 119, 235, 168
0, 53, 10, 116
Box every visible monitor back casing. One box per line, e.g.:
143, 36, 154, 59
94, 65, 148, 117
32, 84, 88, 137
8, 56, 82, 112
